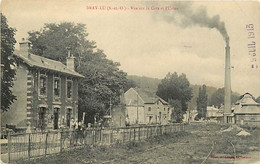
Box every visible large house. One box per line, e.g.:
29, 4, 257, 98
1, 39, 84, 131
233, 93, 260, 126
124, 88, 172, 125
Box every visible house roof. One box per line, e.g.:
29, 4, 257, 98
126, 88, 168, 105
235, 93, 259, 106
13, 50, 84, 78
207, 106, 219, 111
234, 93, 260, 114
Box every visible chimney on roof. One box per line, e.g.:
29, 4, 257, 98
66, 47, 75, 71
19, 38, 31, 58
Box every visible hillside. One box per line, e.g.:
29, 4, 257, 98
127, 75, 161, 94
187, 85, 218, 110
127, 75, 240, 110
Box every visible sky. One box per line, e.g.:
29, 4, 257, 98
1, 0, 260, 97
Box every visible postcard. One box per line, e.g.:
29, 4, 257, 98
1, 1, 260, 163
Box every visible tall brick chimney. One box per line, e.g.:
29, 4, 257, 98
224, 37, 231, 123
19, 38, 31, 58
66, 48, 75, 71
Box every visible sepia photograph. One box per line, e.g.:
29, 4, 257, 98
1, 0, 260, 163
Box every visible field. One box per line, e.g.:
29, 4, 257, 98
16, 123, 260, 164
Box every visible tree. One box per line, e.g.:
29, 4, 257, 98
196, 85, 207, 120
77, 49, 128, 123
28, 22, 129, 123
123, 79, 137, 92
169, 99, 183, 123
1, 13, 17, 111
208, 88, 240, 108
256, 96, 260, 103
157, 72, 193, 120
28, 22, 96, 67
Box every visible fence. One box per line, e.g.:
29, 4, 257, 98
5, 123, 185, 162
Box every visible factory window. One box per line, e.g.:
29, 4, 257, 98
54, 78, 60, 97
40, 75, 47, 95
67, 80, 73, 99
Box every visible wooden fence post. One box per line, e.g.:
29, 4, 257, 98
83, 130, 86, 145
122, 129, 125, 143
60, 131, 63, 153
138, 127, 141, 141
134, 128, 136, 141
129, 128, 131, 141
93, 130, 96, 145
100, 129, 102, 143
7, 132, 11, 163
146, 127, 149, 138
110, 130, 113, 144
45, 132, 48, 156
28, 133, 31, 161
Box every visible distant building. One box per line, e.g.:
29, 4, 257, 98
183, 109, 197, 122
233, 93, 260, 126
124, 88, 172, 125
1, 39, 84, 131
206, 106, 223, 122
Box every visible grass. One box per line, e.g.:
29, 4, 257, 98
15, 123, 260, 164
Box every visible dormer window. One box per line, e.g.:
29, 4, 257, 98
40, 75, 47, 95
54, 77, 61, 97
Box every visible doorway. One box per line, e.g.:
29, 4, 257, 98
38, 107, 46, 130
53, 108, 59, 129
66, 108, 72, 127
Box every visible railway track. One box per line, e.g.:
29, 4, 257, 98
201, 140, 237, 164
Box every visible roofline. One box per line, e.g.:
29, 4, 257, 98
126, 88, 145, 104
125, 88, 169, 105
14, 53, 84, 78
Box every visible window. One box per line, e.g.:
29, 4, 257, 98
164, 108, 166, 111
148, 107, 151, 111
149, 116, 153, 123
67, 80, 72, 98
54, 78, 60, 97
40, 75, 47, 95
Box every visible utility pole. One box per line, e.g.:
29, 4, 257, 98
136, 94, 139, 124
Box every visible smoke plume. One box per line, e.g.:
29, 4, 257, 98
156, 2, 229, 41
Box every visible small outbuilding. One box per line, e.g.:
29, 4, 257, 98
233, 93, 260, 126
